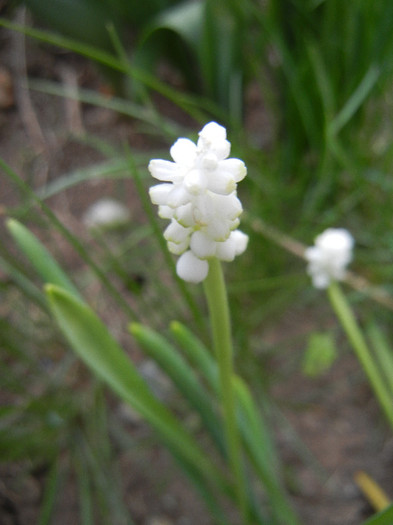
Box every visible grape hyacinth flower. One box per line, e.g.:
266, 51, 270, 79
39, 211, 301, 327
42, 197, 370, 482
83, 198, 130, 230
305, 228, 354, 289
148, 122, 248, 283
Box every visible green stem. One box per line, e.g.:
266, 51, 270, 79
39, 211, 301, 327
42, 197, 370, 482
204, 258, 250, 523
328, 281, 393, 430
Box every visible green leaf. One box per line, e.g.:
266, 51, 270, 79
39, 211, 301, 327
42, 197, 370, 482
45, 285, 227, 492
129, 323, 225, 454
302, 332, 338, 377
170, 322, 299, 524
37, 458, 63, 525
170, 321, 217, 388
234, 376, 300, 525
132, 1, 204, 99
141, 0, 203, 51
362, 504, 393, 525
7, 219, 81, 300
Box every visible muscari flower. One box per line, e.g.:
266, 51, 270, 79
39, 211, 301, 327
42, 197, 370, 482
305, 228, 354, 289
83, 198, 130, 230
148, 122, 248, 283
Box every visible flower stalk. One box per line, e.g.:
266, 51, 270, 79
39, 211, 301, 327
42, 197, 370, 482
328, 281, 393, 430
204, 257, 250, 523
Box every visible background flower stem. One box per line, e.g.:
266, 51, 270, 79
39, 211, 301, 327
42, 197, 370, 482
204, 257, 250, 523
327, 281, 393, 430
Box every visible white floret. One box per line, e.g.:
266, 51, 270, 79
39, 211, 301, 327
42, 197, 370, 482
176, 251, 209, 283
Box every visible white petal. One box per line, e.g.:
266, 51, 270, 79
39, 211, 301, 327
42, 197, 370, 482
167, 185, 190, 208
304, 246, 320, 263
201, 152, 218, 170
164, 220, 191, 244
229, 217, 240, 230
175, 203, 195, 228
198, 122, 230, 160
190, 231, 216, 258
315, 228, 354, 252
231, 230, 249, 255
184, 169, 206, 195
167, 239, 189, 255
221, 193, 243, 219
158, 205, 174, 219
218, 158, 247, 183
170, 138, 197, 165
204, 219, 232, 242
149, 183, 172, 205
206, 171, 236, 195
215, 231, 248, 261
176, 251, 209, 283
148, 159, 180, 182
311, 272, 330, 289
215, 238, 237, 262
193, 195, 214, 226
199, 122, 227, 142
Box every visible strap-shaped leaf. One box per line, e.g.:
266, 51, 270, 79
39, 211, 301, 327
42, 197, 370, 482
7, 219, 81, 300
130, 323, 225, 454
170, 320, 217, 387
45, 285, 227, 492
170, 321, 299, 524
362, 504, 393, 525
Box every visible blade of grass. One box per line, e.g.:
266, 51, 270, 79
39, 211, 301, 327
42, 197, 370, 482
37, 458, 63, 525
74, 452, 95, 525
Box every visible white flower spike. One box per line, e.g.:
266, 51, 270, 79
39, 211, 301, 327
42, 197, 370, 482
148, 122, 248, 283
305, 228, 354, 289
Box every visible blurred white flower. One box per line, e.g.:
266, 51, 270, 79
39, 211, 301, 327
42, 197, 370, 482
148, 122, 248, 283
305, 228, 354, 289
83, 198, 130, 230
